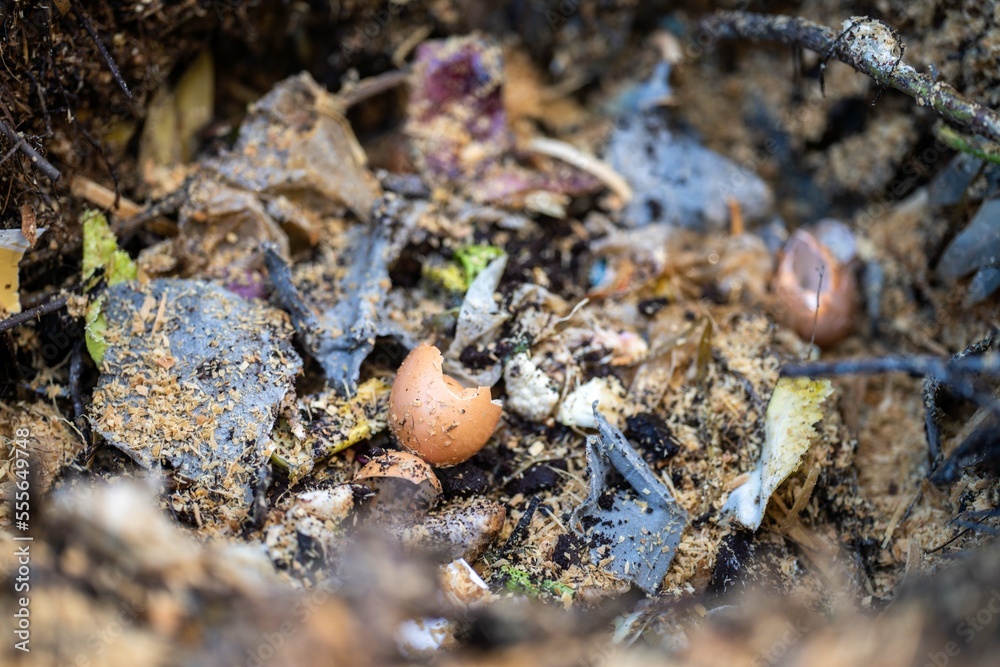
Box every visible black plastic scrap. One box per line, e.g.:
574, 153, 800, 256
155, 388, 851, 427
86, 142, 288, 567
937, 198, 1000, 304
90, 279, 302, 526
263, 221, 391, 395
603, 67, 772, 231
572, 405, 688, 595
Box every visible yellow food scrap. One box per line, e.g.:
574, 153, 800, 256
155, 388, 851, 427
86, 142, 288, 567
722, 376, 834, 530
0, 229, 35, 315
82, 210, 138, 286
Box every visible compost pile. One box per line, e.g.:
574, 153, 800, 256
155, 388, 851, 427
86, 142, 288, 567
2, 2, 1000, 666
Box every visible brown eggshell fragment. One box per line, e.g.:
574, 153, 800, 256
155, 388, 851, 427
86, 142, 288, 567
772, 229, 858, 348
355, 450, 442, 510
389, 344, 503, 466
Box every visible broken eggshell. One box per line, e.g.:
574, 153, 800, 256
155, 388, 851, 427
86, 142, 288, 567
396, 617, 456, 660
772, 229, 858, 348
389, 344, 503, 467
355, 450, 443, 511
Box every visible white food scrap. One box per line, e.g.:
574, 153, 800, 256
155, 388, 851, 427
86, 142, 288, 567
556, 376, 627, 428
503, 351, 560, 422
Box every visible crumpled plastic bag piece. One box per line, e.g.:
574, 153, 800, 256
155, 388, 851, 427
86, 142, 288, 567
444, 255, 509, 387
264, 220, 392, 395
605, 112, 772, 230
572, 406, 688, 595
89, 279, 302, 529
938, 198, 1000, 302
206, 72, 382, 222
721, 377, 834, 531
175, 177, 290, 277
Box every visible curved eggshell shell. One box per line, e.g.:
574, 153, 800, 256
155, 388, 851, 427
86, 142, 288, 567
773, 230, 857, 348
389, 344, 503, 466
355, 450, 442, 509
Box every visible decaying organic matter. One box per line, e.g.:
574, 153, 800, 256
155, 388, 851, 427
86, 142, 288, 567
3, 2, 1000, 666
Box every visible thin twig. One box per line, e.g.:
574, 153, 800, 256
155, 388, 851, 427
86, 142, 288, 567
0, 118, 61, 182
69, 339, 88, 439
933, 124, 1000, 166
781, 353, 1000, 381
116, 177, 192, 239
527, 137, 634, 203
70, 174, 144, 218
923, 331, 997, 465
781, 352, 1000, 438
495, 496, 543, 559
809, 264, 824, 348
781, 350, 1000, 484
703, 11, 1000, 143
71, 2, 133, 100
0, 293, 69, 334
336, 69, 409, 109
0, 143, 21, 168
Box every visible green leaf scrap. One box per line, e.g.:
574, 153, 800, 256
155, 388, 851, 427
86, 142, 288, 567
82, 210, 138, 365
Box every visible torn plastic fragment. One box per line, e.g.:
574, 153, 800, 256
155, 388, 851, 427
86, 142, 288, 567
938, 198, 1000, 302
721, 377, 834, 531
174, 177, 290, 279
206, 72, 381, 222
89, 279, 302, 531
444, 254, 509, 387
571, 406, 688, 595
263, 220, 391, 395
604, 111, 772, 230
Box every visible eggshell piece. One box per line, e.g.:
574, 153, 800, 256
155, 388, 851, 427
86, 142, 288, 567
389, 344, 503, 466
355, 450, 442, 509
772, 229, 857, 348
